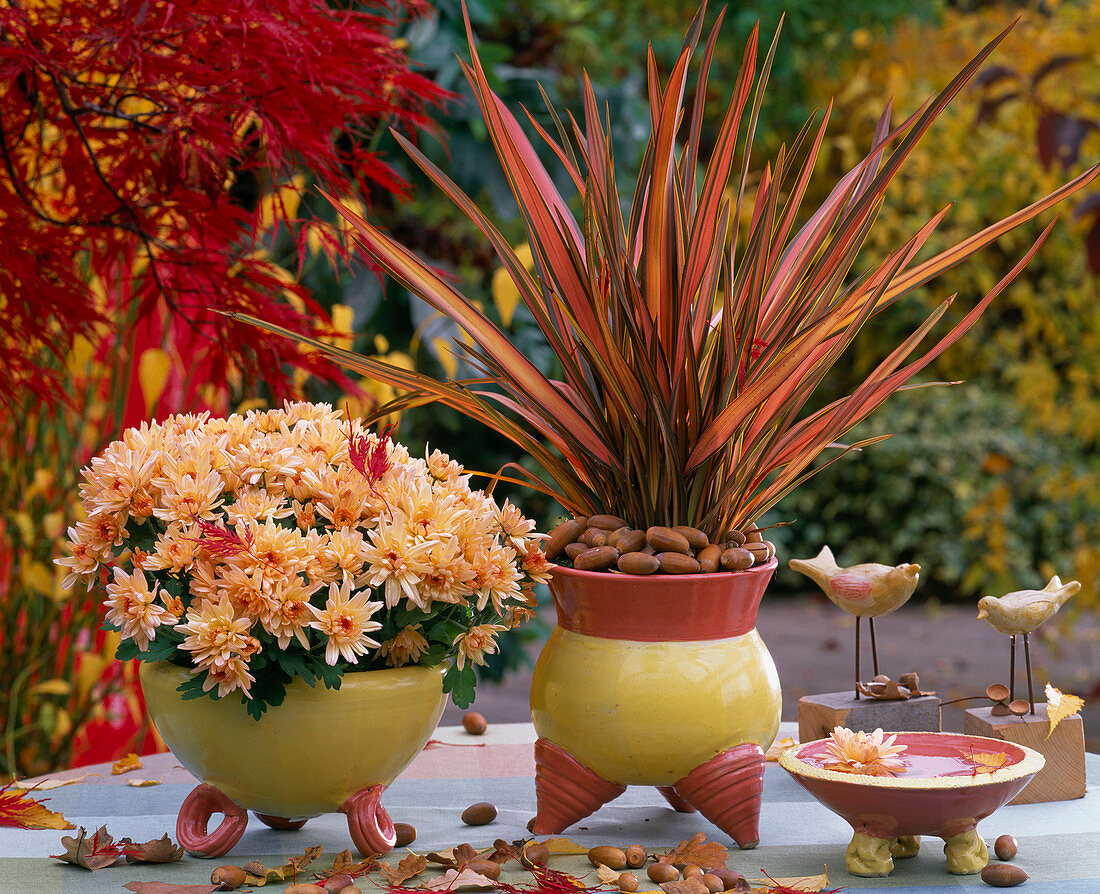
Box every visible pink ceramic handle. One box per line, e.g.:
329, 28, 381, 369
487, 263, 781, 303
341, 784, 396, 855
176, 783, 248, 857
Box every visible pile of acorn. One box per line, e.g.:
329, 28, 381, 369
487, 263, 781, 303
543, 515, 776, 575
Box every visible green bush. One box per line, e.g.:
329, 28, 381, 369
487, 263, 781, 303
768, 386, 1100, 606
776, 1, 1100, 613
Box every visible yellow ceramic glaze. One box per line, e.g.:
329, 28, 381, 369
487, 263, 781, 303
530, 626, 781, 785
140, 661, 446, 818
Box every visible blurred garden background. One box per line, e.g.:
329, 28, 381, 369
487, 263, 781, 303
3, 0, 1099, 780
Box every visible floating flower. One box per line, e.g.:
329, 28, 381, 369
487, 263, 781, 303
309, 578, 383, 665
823, 726, 908, 777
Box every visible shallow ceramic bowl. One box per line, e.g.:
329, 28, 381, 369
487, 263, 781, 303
780, 731, 1043, 837
779, 731, 1044, 876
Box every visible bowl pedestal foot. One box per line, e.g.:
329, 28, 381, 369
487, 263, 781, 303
845, 831, 894, 877
341, 784, 397, 856
943, 828, 988, 875
176, 784, 248, 858
889, 835, 921, 859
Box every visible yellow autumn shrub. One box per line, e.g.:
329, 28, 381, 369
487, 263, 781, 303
782, 0, 1100, 613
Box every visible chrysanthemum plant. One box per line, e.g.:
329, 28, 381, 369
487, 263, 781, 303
229, 5, 1098, 547
59, 404, 550, 716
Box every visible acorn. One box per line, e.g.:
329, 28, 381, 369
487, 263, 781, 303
617, 873, 639, 893
574, 545, 620, 571
580, 527, 609, 548
522, 842, 551, 866
587, 846, 627, 870
647, 863, 680, 883
544, 519, 583, 560
465, 860, 502, 880
646, 526, 692, 554
462, 711, 487, 735
994, 834, 1018, 861
588, 514, 628, 531
981, 863, 1028, 886
210, 866, 247, 889
564, 541, 588, 560
618, 551, 661, 575
672, 525, 709, 551
720, 547, 753, 570
461, 802, 498, 825
612, 528, 647, 554
696, 543, 723, 573
656, 551, 701, 574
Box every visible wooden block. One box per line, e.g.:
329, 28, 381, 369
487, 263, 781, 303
797, 691, 941, 743
964, 704, 1086, 804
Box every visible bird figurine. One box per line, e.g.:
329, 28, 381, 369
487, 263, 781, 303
789, 545, 920, 698
977, 575, 1080, 712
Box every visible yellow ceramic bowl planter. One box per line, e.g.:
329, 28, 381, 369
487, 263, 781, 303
140, 662, 446, 857
530, 559, 781, 847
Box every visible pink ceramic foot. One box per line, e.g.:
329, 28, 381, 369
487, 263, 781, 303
672, 743, 765, 849
176, 783, 248, 858
341, 784, 396, 856
657, 785, 696, 813
533, 738, 626, 834
254, 812, 309, 831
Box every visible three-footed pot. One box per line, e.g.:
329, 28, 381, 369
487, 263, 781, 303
530, 559, 782, 847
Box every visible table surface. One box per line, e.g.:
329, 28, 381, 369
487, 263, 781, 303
2, 723, 1097, 894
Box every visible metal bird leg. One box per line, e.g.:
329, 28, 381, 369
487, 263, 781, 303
855, 616, 861, 700
1009, 635, 1016, 702
869, 617, 880, 677
1023, 633, 1035, 714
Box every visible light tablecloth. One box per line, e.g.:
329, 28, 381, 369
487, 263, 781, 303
2, 723, 1096, 894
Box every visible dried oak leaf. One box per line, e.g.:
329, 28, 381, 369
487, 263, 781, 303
124, 884, 220, 894
421, 867, 499, 891
52, 825, 122, 869
487, 838, 523, 865
112, 753, 143, 775
121, 833, 185, 863
660, 878, 709, 894
764, 737, 798, 762
246, 848, 321, 884
428, 843, 485, 869
540, 837, 590, 856
317, 848, 378, 879
11, 772, 100, 791
381, 853, 430, 884
656, 833, 729, 869
749, 869, 831, 892
0, 781, 74, 830
595, 863, 621, 885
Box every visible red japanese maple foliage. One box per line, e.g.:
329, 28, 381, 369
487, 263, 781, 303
0, 0, 447, 409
